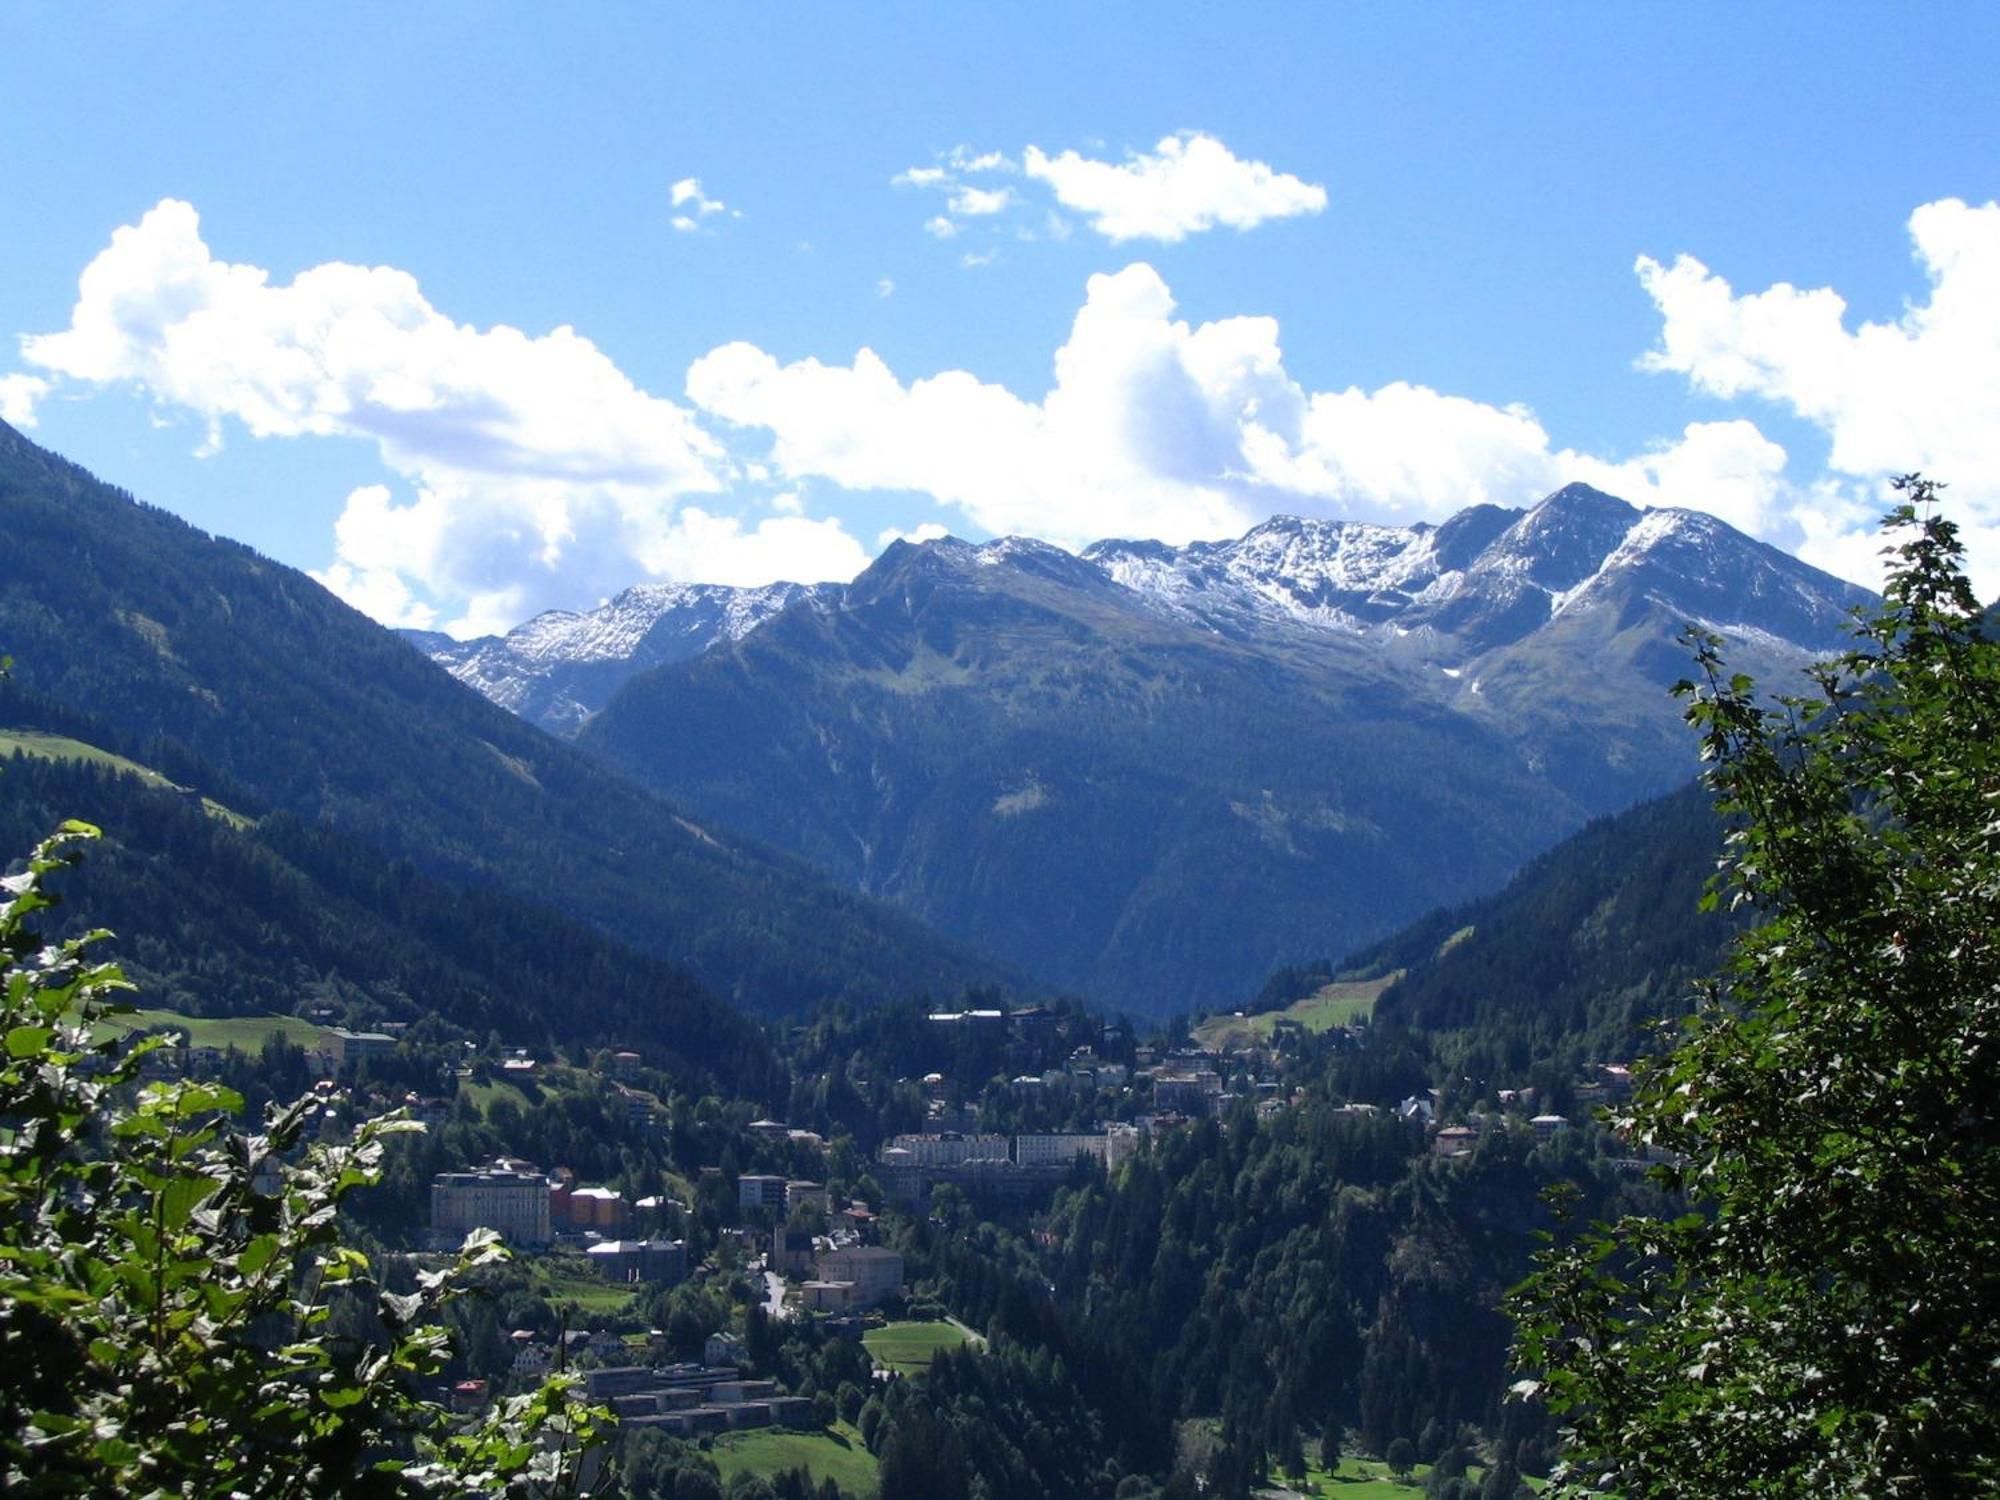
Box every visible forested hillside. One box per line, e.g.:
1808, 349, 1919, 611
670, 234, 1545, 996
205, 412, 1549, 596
0, 419, 1007, 1015
0, 718, 778, 1097
1356, 779, 1737, 1068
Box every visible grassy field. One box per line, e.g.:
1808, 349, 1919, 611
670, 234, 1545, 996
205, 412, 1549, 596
1192, 973, 1399, 1052
862, 1319, 970, 1376
109, 1008, 325, 1052
529, 1262, 637, 1316
710, 1420, 878, 1498
458, 1078, 535, 1116
0, 729, 251, 828
1276, 1455, 1540, 1496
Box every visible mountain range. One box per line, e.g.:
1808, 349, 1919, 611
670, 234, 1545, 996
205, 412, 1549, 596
0, 418, 1004, 1019
424, 484, 1868, 1016
0, 406, 1872, 1028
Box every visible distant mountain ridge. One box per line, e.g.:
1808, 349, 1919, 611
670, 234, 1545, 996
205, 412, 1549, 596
410, 579, 837, 735
558, 485, 1869, 1017
1087, 487, 1859, 657
410, 486, 1870, 745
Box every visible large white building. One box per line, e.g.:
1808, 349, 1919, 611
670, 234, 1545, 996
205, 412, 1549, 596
430, 1163, 551, 1245
882, 1132, 1010, 1167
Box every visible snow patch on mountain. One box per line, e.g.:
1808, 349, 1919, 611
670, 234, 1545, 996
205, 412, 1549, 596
407, 579, 834, 734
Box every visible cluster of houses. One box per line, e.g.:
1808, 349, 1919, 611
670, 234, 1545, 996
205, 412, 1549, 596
1346, 1062, 1658, 1165
428, 1158, 685, 1281
580, 1362, 817, 1437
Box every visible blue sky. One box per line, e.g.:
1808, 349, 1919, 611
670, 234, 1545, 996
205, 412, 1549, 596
3, 5, 1998, 634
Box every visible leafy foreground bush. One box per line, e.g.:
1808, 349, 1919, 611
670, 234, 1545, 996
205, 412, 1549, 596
1513, 483, 2000, 1496
0, 821, 607, 1496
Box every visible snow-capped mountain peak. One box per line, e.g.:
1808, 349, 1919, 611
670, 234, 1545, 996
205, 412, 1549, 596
404, 578, 834, 735
410, 484, 1874, 736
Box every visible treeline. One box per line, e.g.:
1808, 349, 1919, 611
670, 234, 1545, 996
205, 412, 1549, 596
0, 746, 776, 1095
1358, 778, 1736, 1066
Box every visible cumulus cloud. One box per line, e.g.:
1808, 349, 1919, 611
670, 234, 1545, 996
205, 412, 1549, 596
897, 133, 1322, 250
635, 507, 873, 589
1022, 132, 1326, 243
670, 178, 740, 234
948, 186, 1015, 217
19, 198, 868, 633
688, 262, 1797, 554
1638, 197, 2000, 590
0, 373, 48, 428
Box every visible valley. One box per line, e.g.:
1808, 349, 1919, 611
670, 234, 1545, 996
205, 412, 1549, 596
0, 416, 1981, 1498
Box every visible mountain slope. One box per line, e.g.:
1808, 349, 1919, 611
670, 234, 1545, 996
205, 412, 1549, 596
0, 419, 1006, 1015
1351, 777, 1737, 1060
0, 710, 776, 1093
574, 487, 1864, 1018
578, 535, 1583, 1016
406, 579, 837, 736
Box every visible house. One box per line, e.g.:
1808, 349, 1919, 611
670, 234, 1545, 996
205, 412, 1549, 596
798, 1280, 859, 1314
785, 1180, 831, 1215
813, 1246, 903, 1309
1433, 1126, 1479, 1158
585, 1238, 687, 1285
565, 1185, 632, 1233
317, 1028, 396, 1070
738, 1174, 786, 1211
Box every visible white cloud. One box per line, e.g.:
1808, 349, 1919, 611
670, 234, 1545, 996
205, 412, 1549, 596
898, 149, 1023, 242
875, 277, 896, 299
899, 134, 1320, 248
1022, 132, 1326, 243
947, 147, 1011, 174
948, 186, 1014, 217
1637, 197, 2000, 592
959, 249, 1000, 270
669, 178, 737, 233
670, 177, 728, 216
0, 373, 48, 427
635, 506, 873, 589
19, 198, 872, 634
877, 521, 950, 549
688, 261, 1796, 554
